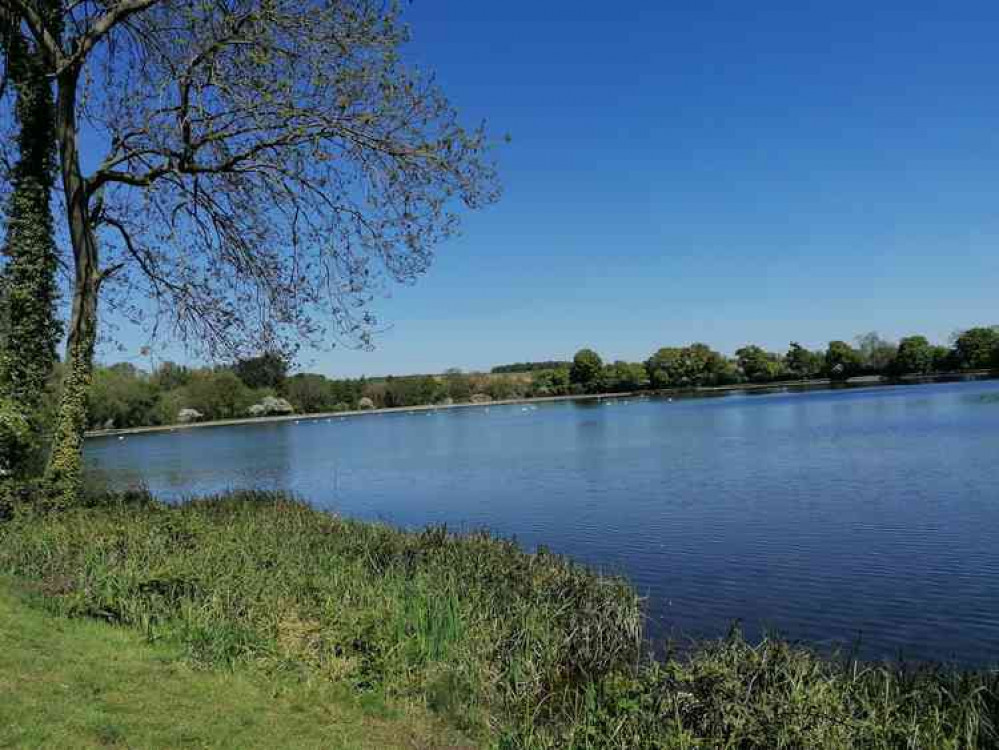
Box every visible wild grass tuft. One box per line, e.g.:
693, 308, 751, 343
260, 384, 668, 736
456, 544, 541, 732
0, 490, 641, 742
544, 634, 999, 749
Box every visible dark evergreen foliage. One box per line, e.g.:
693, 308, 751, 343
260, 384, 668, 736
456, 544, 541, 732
0, 2, 62, 479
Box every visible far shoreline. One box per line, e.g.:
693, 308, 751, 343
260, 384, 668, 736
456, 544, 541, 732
84, 369, 997, 439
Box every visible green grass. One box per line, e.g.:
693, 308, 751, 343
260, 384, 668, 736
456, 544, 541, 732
0, 491, 641, 747
0, 576, 469, 749
2, 490, 999, 748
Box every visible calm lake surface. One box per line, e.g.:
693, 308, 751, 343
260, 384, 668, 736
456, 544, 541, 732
87, 379, 999, 664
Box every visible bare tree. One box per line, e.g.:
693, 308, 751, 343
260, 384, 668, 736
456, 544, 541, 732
0, 0, 499, 501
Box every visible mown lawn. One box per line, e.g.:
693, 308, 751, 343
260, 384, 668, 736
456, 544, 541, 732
0, 577, 470, 750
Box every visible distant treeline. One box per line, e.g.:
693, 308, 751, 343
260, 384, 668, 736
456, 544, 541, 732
85, 326, 998, 430
491, 361, 571, 373
560, 327, 999, 395
83, 359, 540, 430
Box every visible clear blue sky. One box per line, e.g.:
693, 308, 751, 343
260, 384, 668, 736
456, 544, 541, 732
108, 1, 999, 377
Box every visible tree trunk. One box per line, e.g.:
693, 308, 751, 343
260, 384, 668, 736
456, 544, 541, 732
43, 67, 100, 506
0, 18, 62, 480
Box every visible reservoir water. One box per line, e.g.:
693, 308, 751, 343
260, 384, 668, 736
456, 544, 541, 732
86, 379, 999, 664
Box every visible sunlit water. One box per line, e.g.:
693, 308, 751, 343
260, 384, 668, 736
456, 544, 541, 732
87, 379, 999, 664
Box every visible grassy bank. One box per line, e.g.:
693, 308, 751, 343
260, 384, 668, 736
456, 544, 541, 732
0, 576, 467, 749
2, 492, 998, 748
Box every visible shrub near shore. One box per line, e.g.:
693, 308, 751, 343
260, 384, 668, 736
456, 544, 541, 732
2, 491, 998, 748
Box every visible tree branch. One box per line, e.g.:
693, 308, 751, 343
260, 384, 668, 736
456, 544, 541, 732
64, 0, 161, 71
0, 0, 61, 63
99, 213, 180, 296
97, 261, 126, 286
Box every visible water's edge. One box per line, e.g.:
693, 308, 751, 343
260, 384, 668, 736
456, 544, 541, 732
85, 370, 997, 439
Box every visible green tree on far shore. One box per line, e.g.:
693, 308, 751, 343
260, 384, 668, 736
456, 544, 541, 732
855, 332, 897, 374
825, 341, 863, 381
234, 353, 288, 393
890, 336, 935, 376
285, 374, 337, 414
570, 349, 604, 391
646, 343, 731, 388
604, 361, 647, 391
736, 345, 780, 383
645, 348, 682, 389
785, 343, 824, 380
953, 327, 999, 370
153, 362, 192, 391
531, 367, 571, 397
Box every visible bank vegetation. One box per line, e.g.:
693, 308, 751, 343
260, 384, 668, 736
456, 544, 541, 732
2, 490, 997, 748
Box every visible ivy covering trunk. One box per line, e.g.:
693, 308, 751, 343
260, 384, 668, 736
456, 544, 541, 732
0, 3, 62, 482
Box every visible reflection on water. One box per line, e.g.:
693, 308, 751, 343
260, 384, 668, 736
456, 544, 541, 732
87, 379, 999, 664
